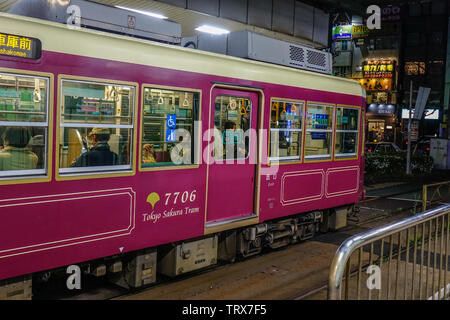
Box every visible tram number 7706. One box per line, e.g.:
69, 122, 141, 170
164, 190, 197, 206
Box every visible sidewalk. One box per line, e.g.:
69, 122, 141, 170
364, 181, 408, 192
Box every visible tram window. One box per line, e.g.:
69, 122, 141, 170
335, 107, 359, 158
141, 87, 199, 167
213, 95, 251, 161
304, 103, 334, 160
59, 80, 134, 174
269, 99, 303, 161
0, 73, 48, 177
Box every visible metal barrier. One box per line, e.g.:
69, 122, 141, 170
328, 204, 450, 300
423, 181, 450, 212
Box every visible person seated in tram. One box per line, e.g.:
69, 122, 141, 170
0, 126, 38, 170
70, 127, 119, 167
0, 114, 7, 150
142, 143, 156, 163
223, 121, 247, 159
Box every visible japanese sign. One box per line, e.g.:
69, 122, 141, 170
333, 22, 400, 40
0, 32, 41, 59
332, 25, 353, 40
360, 78, 392, 91
351, 25, 370, 38
380, 6, 401, 22
363, 60, 395, 78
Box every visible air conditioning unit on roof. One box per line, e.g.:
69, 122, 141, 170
227, 31, 332, 75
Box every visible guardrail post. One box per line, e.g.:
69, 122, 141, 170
423, 184, 427, 212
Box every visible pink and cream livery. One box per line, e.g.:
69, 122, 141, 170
0, 13, 365, 294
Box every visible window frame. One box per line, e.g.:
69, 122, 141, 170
55, 75, 138, 180
139, 84, 201, 172
268, 97, 305, 164
213, 94, 253, 162
304, 102, 335, 162
334, 105, 361, 160
0, 69, 53, 184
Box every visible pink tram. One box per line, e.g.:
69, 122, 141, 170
0, 13, 365, 296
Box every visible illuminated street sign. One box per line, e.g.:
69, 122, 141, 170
363, 60, 395, 78
332, 25, 352, 40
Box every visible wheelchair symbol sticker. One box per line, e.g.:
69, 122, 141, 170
166, 115, 176, 128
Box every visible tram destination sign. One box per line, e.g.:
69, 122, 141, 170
0, 32, 42, 60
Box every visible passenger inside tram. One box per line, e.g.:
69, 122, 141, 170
213, 96, 250, 161
223, 121, 247, 159
0, 126, 38, 170
0, 114, 6, 149
0, 73, 48, 172
70, 127, 119, 167
28, 116, 45, 168
141, 88, 198, 167
142, 144, 156, 164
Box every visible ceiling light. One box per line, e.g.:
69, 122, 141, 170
195, 25, 230, 35
115, 6, 168, 19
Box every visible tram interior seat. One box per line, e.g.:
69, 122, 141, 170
155, 150, 170, 162
305, 139, 328, 155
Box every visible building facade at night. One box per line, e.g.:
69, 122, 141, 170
332, 1, 448, 147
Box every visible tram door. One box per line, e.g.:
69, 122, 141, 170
206, 88, 259, 226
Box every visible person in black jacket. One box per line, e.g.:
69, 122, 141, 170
70, 128, 119, 167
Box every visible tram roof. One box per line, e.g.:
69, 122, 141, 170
0, 13, 365, 98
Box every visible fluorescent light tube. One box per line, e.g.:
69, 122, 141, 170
195, 25, 230, 35
115, 6, 168, 19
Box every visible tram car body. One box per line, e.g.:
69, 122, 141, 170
0, 13, 365, 294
